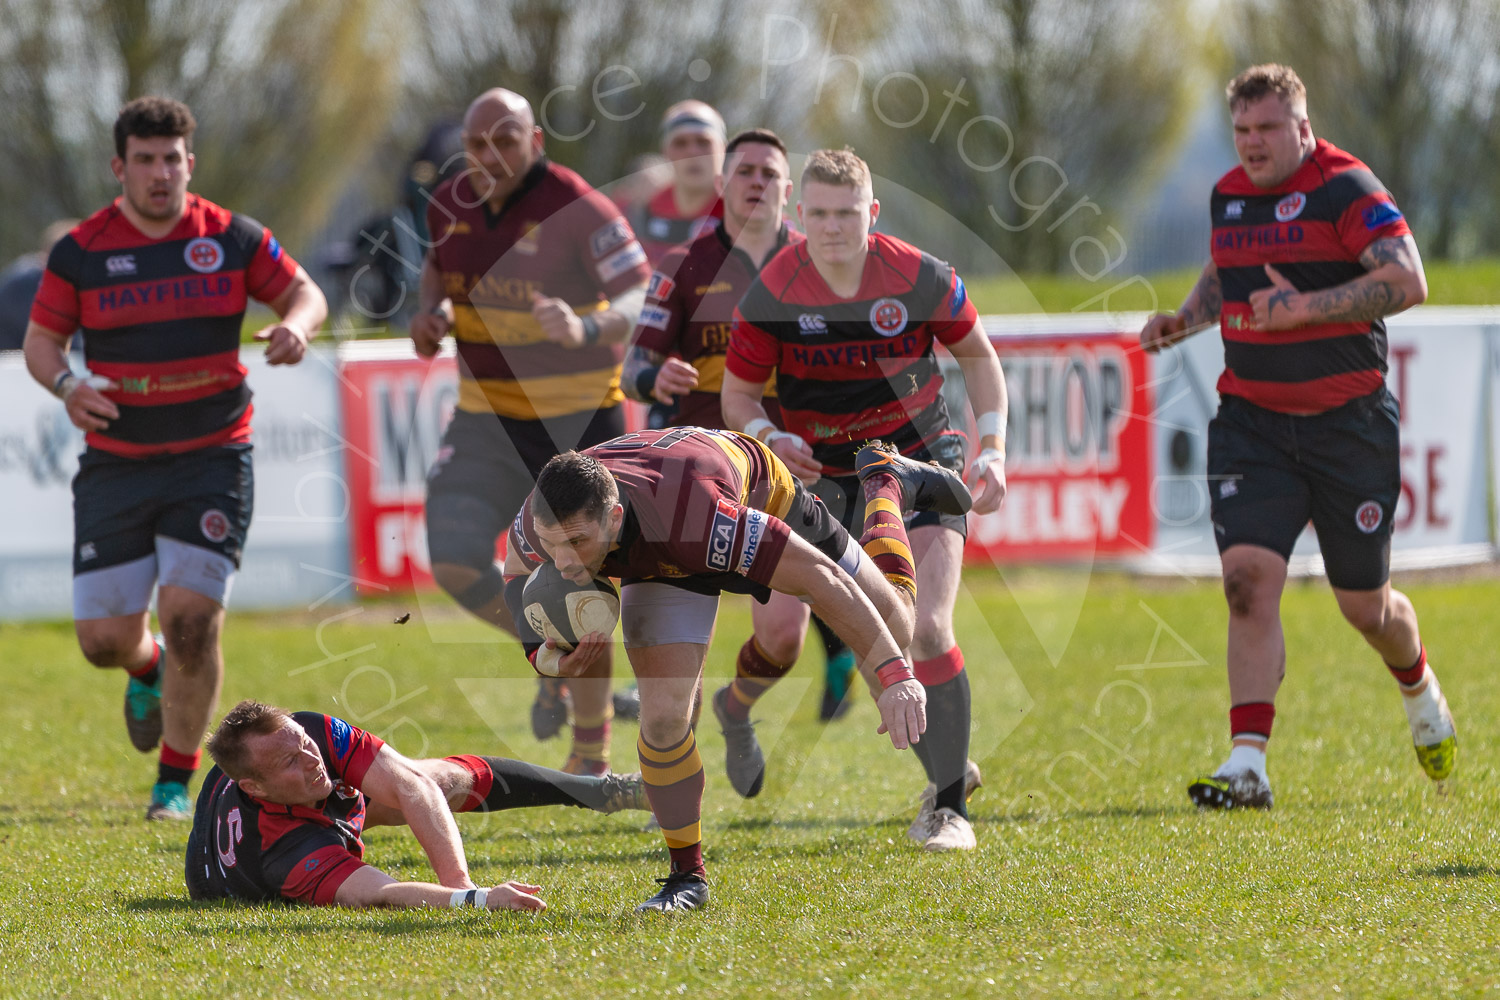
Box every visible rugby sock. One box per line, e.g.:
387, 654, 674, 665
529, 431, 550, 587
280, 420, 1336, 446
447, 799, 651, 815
638, 731, 706, 877
158, 744, 200, 787
725, 638, 794, 722
812, 614, 848, 664
568, 701, 613, 776
858, 475, 917, 596
1387, 645, 1428, 690
1225, 702, 1274, 772
126, 638, 163, 686
445, 755, 618, 812
911, 649, 971, 817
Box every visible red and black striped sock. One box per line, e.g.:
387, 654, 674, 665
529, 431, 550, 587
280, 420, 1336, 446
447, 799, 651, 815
1386, 645, 1427, 689
158, 743, 200, 787
638, 730, 706, 877
444, 754, 615, 812
858, 473, 917, 597
126, 638, 163, 686
724, 638, 794, 721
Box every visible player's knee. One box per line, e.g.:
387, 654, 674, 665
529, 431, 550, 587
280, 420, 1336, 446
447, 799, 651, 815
431, 562, 482, 602
1222, 564, 1273, 619
161, 609, 220, 670
910, 609, 954, 660
1337, 596, 1389, 637
754, 621, 804, 666
76, 631, 131, 668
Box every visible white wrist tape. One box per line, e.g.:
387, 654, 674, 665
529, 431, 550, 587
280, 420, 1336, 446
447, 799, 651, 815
765, 430, 802, 449
971, 447, 1004, 477
742, 417, 776, 443
449, 888, 489, 908
975, 411, 1003, 441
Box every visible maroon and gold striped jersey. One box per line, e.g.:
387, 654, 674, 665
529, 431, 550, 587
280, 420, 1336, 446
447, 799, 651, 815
509, 427, 797, 591
725, 232, 978, 475
1211, 138, 1412, 414
426, 159, 651, 420
631, 221, 797, 428
186, 713, 384, 906
29, 195, 298, 457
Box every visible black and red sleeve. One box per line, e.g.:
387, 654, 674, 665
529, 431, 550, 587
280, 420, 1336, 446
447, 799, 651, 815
28, 235, 84, 337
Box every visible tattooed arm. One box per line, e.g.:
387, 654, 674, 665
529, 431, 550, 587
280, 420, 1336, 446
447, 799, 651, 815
1250, 235, 1428, 331
1140, 261, 1221, 353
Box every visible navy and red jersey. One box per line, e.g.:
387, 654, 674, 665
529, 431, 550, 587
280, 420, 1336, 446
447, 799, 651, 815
186, 713, 385, 906
509, 427, 797, 592
1211, 138, 1412, 414
29, 194, 299, 458
725, 232, 978, 475
427, 158, 651, 421
629, 184, 724, 266
631, 220, 798, 428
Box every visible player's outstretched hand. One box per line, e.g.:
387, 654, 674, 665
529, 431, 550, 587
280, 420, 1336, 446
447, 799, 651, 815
531, 292, 585, 348
875, 677, 926, 750
652, 357, 699, 404
969, 448, 1007, 515
1139, 311, 1187, 354
767, 431, 821, 485
63, 376, 119, 432
256, 321, 310, 365
487, 881, 546, 913
411, 307, 452, 358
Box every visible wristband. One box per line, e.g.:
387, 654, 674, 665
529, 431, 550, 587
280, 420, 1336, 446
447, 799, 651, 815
580, 314, 601, 346
742, 417, 776, 443
448, 887, 489, 908
975, 411, 1003, 442
51, 371, 77, 400
875, 657, 916, 690
635, 366, 661, 400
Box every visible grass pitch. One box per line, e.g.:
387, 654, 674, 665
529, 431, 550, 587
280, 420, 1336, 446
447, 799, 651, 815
2, 570, 1498, 999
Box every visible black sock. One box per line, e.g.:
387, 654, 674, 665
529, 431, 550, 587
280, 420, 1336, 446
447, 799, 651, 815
910, 671, 972, 817
811, 614, 846, 660
158, 762, 194, 787
475, 756, 612, 812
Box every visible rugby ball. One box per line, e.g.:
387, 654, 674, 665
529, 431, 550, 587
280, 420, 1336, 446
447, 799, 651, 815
521, 562, 620, 652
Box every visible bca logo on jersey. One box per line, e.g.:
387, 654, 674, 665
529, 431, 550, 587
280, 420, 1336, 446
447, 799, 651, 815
1275, 193, 1307, 223
706, 498, 738, 572
184, 237, 224, 274
869, 297, 908, 337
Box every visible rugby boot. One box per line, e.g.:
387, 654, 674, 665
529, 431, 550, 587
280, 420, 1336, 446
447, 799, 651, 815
145, 781, 192, 821
1402, 667, 1457, 782
635, 870, 710, 913
124, 673, 163, 753
908, 759, 983, 843
531, 677, 571, 741
855, 441, 972, 516
921, 807, 977, 852
612, 684, 642, 721
1187, 769, 1273, 810
712, 685, 766, 798
598, 771, 652, 814
562, 753, 610, 777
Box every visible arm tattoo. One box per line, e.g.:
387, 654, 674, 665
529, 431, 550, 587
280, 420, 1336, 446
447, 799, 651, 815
1302, 279, 1406, 323
621, 345, 667, 403
1266, 287, 1295, 318
1180, 267, 1222, 327
1359, 236, 1417, 272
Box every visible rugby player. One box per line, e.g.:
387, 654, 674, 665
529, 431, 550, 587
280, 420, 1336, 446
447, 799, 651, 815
411, 88, 649, 778
721, 149, 1008, 851
501, 427, 973, 910
22, 97, 328, 820
629, 100, 726, 268
1140, 65, 1451, 809
186, 700, 647, 908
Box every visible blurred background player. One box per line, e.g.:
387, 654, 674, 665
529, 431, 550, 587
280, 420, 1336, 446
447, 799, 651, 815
410, 89, 649, 777
628, 100, 726, 268
501, 428, 968, 910
0, 219, 78, 351
22, 97, 328, 821
187, 700, 648, 909
722, 148, 1008, 851
621, 128, 858, 799
1140, 64, 1451, 809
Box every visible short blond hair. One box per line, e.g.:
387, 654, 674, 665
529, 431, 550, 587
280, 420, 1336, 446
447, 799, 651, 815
1227, 64, 1308, 116
801, 147, 871, 194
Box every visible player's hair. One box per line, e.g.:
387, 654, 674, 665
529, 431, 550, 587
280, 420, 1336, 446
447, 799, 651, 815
114, 96, 197, 159
801, 147, 870, 193
725, 128, 789, 163
207, 700, 292, 780
1226, 64, 1308, 117
533, 451, 619, 526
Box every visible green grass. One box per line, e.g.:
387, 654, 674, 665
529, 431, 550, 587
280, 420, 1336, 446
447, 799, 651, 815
3, 571, 1498, 998
965, 256, 1500, 317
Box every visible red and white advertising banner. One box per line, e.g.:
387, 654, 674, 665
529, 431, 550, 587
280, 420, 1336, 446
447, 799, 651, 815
963, 329, 1155, 563
338, 346, 459, 593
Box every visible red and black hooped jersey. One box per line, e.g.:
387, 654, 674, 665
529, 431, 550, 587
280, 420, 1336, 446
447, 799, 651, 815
186, 713, 385, 906
509, 427, 797, 591
631, 220, 798, 427
427, 159, 651, 420
725, 232, 978, 475
1211, 138, 1412, 414
629, 185, 724, 266
29, 195, 298, 457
